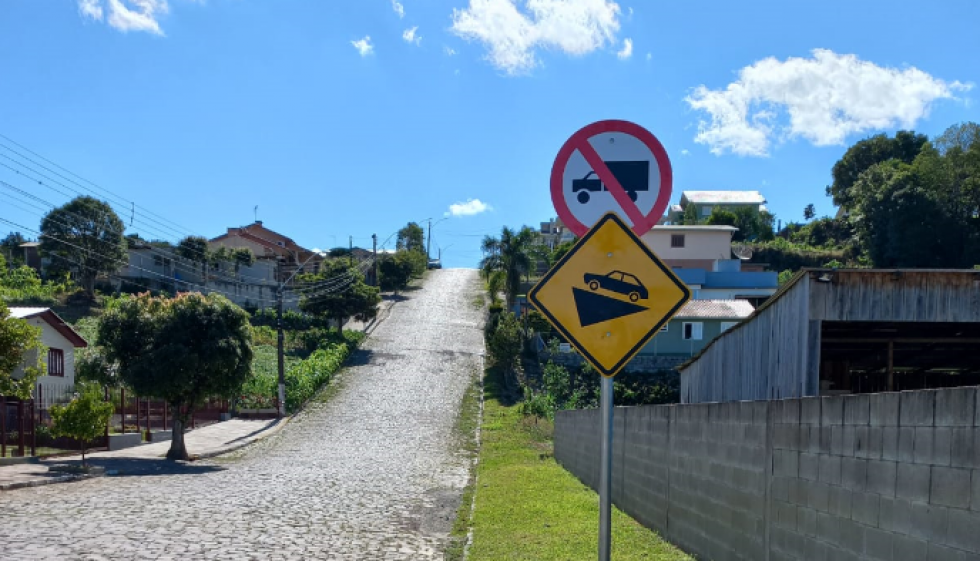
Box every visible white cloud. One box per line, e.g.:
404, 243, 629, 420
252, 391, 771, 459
392, 0, 405, 18
351, 36, 374, 57
447, 199, 493, 217
680, 149, 690, 156
444, 46, 458, 56
450, 0, 622, 75
645, 52, 651, 62
77, 0, 170, 34
403, 26, 421, 45
686, 48, 972, 157
78, 0, 104, 20
616, 37, 632, 60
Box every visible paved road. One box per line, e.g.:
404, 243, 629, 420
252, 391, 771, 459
0, 269, 485, 560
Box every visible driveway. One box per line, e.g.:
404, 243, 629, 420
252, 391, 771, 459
0, 269, 485, 560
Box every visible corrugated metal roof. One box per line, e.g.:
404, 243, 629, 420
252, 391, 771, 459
682, 191, 767, 204
8, 307, 49, 319
674, 299, 755, 319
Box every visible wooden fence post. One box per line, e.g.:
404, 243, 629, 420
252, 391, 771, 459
120, 387, 126, 434
17, 399, 25, 457
104, 387, 110, 442
30, 398, 36, 457
136, 396, 141, 435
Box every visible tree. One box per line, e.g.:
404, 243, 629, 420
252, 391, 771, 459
299, 260, 380, 332
549, 240, 575, 266
378, 252, 414, 292
97, 292, 253, 460
0, 300, 45, 399
176, 236, 211, 283
396, 222, 425, 253
681, 203, 700, 225
706, 207, 775, 242
49, 383, 114, 466
486, 311, 522, 371
804, 204, 816, 221
479, 226, 537, 309
827, 131, 928, 211
39, 196, 127, 297
1, 232, 26, 265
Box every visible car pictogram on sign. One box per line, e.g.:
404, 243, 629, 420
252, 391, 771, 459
571, 161, 650, 204
584, 270, 649, 302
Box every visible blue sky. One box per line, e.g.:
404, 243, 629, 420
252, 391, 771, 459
1, 0, 978, 269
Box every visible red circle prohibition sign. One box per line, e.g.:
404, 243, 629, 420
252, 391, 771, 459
550, 120, 673, 237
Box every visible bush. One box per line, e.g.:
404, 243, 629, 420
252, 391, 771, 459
249, 308, 332, 331
49, 383, 114, 464
519, 386, 553, 421
487, 312, 522, 369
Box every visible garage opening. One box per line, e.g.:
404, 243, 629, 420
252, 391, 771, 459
819, 321, 980, 395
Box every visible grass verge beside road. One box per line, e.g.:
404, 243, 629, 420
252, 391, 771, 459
462, 366, 691, 561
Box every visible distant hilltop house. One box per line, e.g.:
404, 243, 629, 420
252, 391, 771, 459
664, 190, 768, 224
209, 221, 324, 282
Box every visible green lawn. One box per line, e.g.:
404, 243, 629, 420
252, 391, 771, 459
464, 367, 691, 561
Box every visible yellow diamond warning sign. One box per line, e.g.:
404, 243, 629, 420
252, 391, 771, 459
528, 213, 691, 378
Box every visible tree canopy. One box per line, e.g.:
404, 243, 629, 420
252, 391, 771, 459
298, 260, 380, 332
97, 292, 253, 460
396, 222, 425, 253
378, 251, 415, 292
39, 196, 127, 297
0, 300, 45, 399
480, 226, 537, 308
827, 130, 928, 211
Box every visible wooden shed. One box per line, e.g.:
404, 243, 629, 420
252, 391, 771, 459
679, 269, 980, 403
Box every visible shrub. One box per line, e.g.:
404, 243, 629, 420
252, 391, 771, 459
487, 312, 522, 370
49, 383, 114, 465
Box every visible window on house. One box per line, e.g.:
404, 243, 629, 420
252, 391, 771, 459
276, 241, 285, 247
683, 322, 703, 341
720, 322, 739, 333
701, 206, 713, 217
671, 234, 685, 248
48, 349, 65, 377
659, 323, 669, 333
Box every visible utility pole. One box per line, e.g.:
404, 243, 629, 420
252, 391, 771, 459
276, 259, 286, 418
275, 251, 321, 419
426, 219, 432, 260
372, 233, 378, 287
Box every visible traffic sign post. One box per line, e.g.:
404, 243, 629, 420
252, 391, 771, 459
551, 120, 673, 238
539, 118, 683, 561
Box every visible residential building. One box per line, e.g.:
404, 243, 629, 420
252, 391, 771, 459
680, 269, 980, 403
663, 190, 768, 224
9, 307, 88, 397
209, 221, 323, 281
18, 241, 42, 274
636, 298, 754, 361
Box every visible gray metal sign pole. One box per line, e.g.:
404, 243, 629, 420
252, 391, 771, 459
598, 375, 614, 560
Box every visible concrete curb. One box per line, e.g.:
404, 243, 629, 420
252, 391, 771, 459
0, 473, 92, 492
194, 417, 291, 460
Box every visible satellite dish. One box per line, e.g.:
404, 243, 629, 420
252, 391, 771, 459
732, 244, 754, 260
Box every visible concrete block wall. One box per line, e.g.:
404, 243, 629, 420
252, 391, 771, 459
554, 386, 980, 561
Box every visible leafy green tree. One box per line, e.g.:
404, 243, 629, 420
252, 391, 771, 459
804, 204, 816, 221
176, 236, 211, 283
396, 222, 425, 253
39, 196, 127, 297
1, 232, 26, 265
299, 261, 380, 333
378, 252, 414, 292
480, 226, 537, 309
549, 240, 575, 265
49, 382, 114, 466
97, 292, 253, 460
706, 208, 738, 228
827, 130, 928, 211
681, 203, 700, 225
0, 300, 45, 399
2, 265, 42, 290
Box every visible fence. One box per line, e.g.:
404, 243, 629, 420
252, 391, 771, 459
554, 386, 980, 561
1, 383, 232, 458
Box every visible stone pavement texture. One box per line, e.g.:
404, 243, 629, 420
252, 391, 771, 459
0, 269, 485, 560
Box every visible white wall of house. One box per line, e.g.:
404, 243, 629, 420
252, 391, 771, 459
12, 317, 78, 397
698, 287, 777, 300
641, 226, 735, 262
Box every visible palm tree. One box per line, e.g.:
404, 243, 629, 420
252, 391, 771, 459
479, 226, 537, 309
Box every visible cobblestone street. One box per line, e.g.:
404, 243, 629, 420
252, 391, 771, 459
0, 269, 485, 560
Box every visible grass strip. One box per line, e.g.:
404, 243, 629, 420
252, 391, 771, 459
464, 366, 692, 561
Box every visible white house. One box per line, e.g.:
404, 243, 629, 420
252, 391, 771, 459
9, 307, 88, 396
